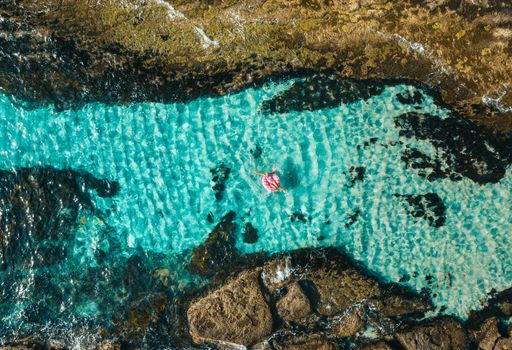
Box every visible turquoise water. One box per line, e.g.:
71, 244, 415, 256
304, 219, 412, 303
0, 78, 511, 341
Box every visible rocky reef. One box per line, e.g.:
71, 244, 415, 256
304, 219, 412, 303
185, 247, 512, 349
0, 166, 119, 269
3, 244, 512, 349
1, 0, 511, 132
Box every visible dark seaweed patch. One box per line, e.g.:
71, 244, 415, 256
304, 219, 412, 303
250, 144, 263, 159
344, 166, 365, 188
345, 209, 361, 228
396, 90, 424, 105
210, 163, 231, 200
261, 74, 386, 114
290, 211, 310, 223
243, 222, 259, 244
395, 112, 512, 184
395, 193, 446, 228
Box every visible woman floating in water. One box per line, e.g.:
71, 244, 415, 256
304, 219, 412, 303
254, 169, 286, 192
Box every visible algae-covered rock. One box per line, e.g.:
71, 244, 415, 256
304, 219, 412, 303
276, 282, 312, 322
395, 317, 467, 350
188, 210, 239, 276
306, 264, 380, 316
187, 269, 273, 346
1, 0, 512, 132
469, 317, 500, 350
272, 334, 338, 350
375, 287, 433, 318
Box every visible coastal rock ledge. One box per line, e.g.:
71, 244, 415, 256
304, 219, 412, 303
1, 0, 512, 131
186, 248, 512, 350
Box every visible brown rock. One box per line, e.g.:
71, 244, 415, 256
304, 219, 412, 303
377, 293, 433, 318
276, 282, 312, 321
308, 266, 380, 316
250, 342, 273, 350
358, 341, 392, 350
334, 306, 365, 337
187, 269, 273, 346
493, 337, 512, 350
98, 340, 121, 350
395, 317, 467, 350
470, 317, 500, 350
499, 302, 512, 316
272, 335, 337, 350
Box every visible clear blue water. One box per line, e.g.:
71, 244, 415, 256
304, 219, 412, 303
0, 78, 511, 342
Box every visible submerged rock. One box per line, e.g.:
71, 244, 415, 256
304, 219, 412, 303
395, 193, 446, 228
261, 75, 386, 114
243, 222, 259, 244
0, 166, 119, 268
345, 166, 365, 188
187, 269, 273, 347
188, 211, 239, 276
210, 163, 231, 201
396, 112, 512, 184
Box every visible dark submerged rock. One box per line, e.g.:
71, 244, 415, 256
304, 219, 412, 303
396, 112, 512, 184
396, 90, 424, 105
344, 209, 361, 228
251, 144, 263, 159
0, 166, 119, 269
210, 163, 231, 201
188, 211, 239, 276
290, 211, 310, 223
344, 166, 365, 188
261, 75, 387, 114
395, 193, 446, 228
243, 222, 259, 244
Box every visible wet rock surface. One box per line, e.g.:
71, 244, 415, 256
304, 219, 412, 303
396, 317, 468, 349
187, 269, 273, 346
276, 282, 312, 322
396, 112, 512, 184
395, 193, 446, 228
0, 166, 119, 269
184, 247, 434, 348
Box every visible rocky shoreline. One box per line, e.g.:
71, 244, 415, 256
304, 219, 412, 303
2, 246, 512, 350
1, 0, 512, 131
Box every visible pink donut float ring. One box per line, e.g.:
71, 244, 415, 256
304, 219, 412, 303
254, 170, 286, 193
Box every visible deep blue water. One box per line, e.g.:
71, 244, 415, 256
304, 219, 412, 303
0, 78, 510, 344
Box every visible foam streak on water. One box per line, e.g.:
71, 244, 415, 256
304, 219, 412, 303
0, 80, 510, 323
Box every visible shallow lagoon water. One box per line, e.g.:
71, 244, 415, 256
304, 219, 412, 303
0, 78, 511, 341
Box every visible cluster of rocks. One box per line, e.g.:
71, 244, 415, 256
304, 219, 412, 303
186, 248, 512, 350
